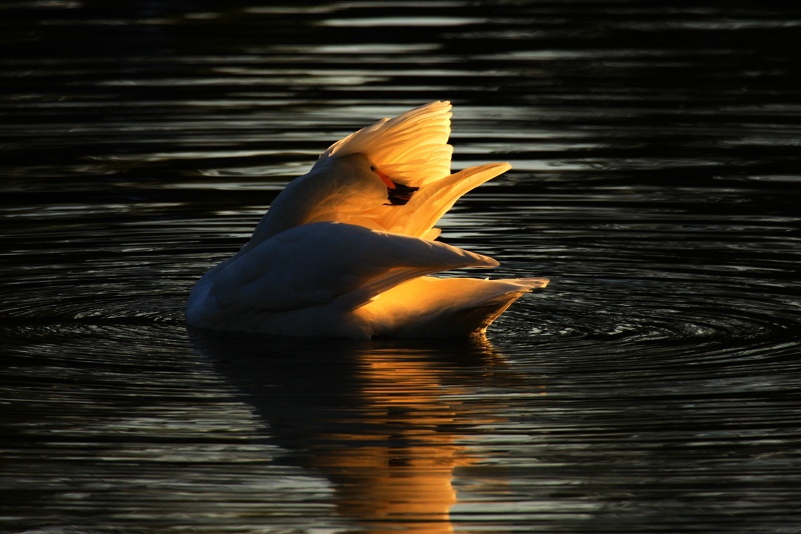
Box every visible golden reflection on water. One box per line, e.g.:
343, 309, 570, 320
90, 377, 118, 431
312, 352, 479, 532
192, 331, 511, 532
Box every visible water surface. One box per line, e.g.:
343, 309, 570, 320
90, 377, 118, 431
2, 1, 801, 533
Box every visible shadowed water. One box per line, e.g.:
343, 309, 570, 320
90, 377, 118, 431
2, 1, 801, 533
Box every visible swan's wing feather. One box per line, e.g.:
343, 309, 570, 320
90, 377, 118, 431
387, 162, 511, 237
353, 162, 511, 238
313, 101, 453, 187
211, 222, 498, 313
362, 276, 549, 336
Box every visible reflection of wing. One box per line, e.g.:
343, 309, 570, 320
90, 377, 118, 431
190, 222, 498, 323
192, 330, 505, 532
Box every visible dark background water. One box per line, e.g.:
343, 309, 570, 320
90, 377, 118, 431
2, 1, 801, 533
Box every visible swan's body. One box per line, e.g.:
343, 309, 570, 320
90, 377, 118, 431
186, 101, 548, 338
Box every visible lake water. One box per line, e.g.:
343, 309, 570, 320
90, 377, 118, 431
2, 1, 801, 533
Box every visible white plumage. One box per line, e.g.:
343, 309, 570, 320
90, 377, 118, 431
186, 101, 548, 338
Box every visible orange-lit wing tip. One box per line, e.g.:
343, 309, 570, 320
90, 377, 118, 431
376, 169, 396, 189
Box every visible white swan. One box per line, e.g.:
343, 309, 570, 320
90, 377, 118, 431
186, 101, 548, 338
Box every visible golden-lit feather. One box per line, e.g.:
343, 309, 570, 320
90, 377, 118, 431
315, 101, 453, 187
186, 102, 548, 337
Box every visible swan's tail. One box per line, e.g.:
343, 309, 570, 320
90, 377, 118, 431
360, 276, 549, 337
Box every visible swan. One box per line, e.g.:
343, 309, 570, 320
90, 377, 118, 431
186, 101, 548, 338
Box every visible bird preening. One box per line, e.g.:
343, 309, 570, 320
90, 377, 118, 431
186, 101, 548, 338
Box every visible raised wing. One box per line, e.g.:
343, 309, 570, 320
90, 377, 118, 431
313, 101, 453, 187
383, 162, 511, 238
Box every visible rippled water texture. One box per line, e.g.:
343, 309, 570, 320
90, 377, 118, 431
2, 1, 801, 533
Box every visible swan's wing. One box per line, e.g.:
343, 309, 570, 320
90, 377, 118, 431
350, 162, 510, 239
385, 162, 511, 238
309, 102, 512, 239
313, 101, 453, 187
210, 222, 498, 313
361, 276, 550, 337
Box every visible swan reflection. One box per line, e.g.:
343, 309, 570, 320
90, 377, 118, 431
190, 329, 505, 532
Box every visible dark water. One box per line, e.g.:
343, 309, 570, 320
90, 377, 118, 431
2, 1, 801, 533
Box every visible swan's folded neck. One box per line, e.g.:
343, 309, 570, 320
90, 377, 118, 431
243, 153, 389, 251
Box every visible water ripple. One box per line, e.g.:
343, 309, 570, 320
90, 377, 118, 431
2, 1, 801, 532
